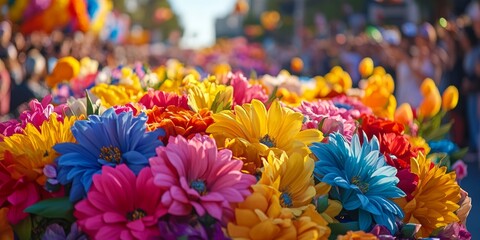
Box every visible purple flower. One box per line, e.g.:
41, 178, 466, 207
42, 222, 87, 240
157, 215, 230, 240
437, 223, 471, 240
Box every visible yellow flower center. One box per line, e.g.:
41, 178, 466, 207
351, 176, 369, 193
127, 208, 147, 221
99, 145, 122, 164
259, 134, 276, 148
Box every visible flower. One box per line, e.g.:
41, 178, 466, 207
90, 83, 144, 108
259, 151, 316, 215
359, 115, 404, 139
227, 184, 330, 240
228, 72, 268, 106
442, 86, 459, 111
311, 133, 405, 233
394, 152, 461, 237
294, 100, 357, 141
361, 74, 396, 119
207, 99, 322, 158
0, 208, 13, 240
417, 78, 441, 118
359, 57, 374, 78
42, 222, 87, 240
149, 134, 256, 221
74, 165, 166, 239
187, 80, 233, 113
46, 56, 80, 87
337, 231, 378, 240
145, 106, 214, 145
429, 139, 458, 155
54, 109, 164, 202
331, 95, 372, 119
452, 160, 468, 181
436, 222, 471, 240
157, 215, 229, 240
138, 89, 189, 110
394, 103, 413, 125
291, 57, 304, 73
456, 189, 471, 225
0, 115, 76, 186
261, 70, 302, 95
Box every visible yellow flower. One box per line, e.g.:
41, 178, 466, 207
187, 80, 233, 113
277, 88, 302, 107
315, 182, 342, 223
91, 83, 144, 108
259, 151, 316, 215
0, 208, 13, 240
358, 57, 374, 78
227, 183, 330, 240
0, 115, 76, 185
442, 86, 459, 111
207, 99, 322, 157
394, 152, 460, 237
222, 138, 264, 175
420, 78, 437, 95
418, 88, 441, 118
395, 103, 413, 125
213, 63, 232, 76
362, 83, 396, 119
407, 136, 431, 155
337, 231, 378, 240
46, 56, 80, 87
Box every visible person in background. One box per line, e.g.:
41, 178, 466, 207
0, 59, 10, 119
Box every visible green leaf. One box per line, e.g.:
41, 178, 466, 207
451, 147, 469, 161
266, 86, 279, 105
85, 90, 94, 116
24, 197, 74, 222
316, 195, 329, 213
423, 122, 452, 141
428, 153, 450, 168
328, 222, 359, 240
13, 215, 31, 240
249, 70, 257, 80
400, 223, 421, 238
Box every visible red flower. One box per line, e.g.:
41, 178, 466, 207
359, 114, 404, 140
145, 106, 214, 145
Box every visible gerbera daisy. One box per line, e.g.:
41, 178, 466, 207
227, 183, 330, 240
228, 72, 268, 106
394, 152, 461, 237
259, 151, 316, 215
311, 133, 405, 233
75, 164, 166, 239
90, 83, 144, 108
54, 109, 163, 202
0, 114, 76, 185
187, 80, 233, 113
145, 105, 214, 145
207, 99, 322, 157
149, 134, 256, 221
138, 89, 189, 110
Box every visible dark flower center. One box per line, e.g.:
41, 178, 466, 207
43, 150, 49, 158
260, 134, 276, 148
351, 176, 369, 193
99, 145, 122, 164
127, 208, 147, 221
280, 192, 293, 208
190, 180, 207, 195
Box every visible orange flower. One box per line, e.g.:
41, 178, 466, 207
394, 103, 413, 125
145, 106, 214, 145
358, 57, 374, 78
442, 86, 459, 111
291, 57, 304, 73
337, 231, 378, 240
46, 56, 80, 87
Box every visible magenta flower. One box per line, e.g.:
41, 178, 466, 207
295, 100, 357, 141
452, 160, 468, 181
74, 165, 166, 239
228, 72, 268, 106
149, 134, 256, 222
331, 95, 372, 119
138, 89, 189, 110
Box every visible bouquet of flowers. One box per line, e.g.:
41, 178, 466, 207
0, 57, 471, 239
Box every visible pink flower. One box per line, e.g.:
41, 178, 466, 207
452, 160, 468, 181
149, 134, 256, 222
331, 95, 372, 119
295, 100, 357, 141
74, 165, 166, 239
228, 72, 268, 106
138, 89, 189, 110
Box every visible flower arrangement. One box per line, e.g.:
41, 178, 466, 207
0, 57, 471, 239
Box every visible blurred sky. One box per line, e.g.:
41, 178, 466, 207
168, 0, 236, 49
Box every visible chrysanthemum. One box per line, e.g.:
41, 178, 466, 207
187, 80, 233, 113
394, 152, 461, 237
228, 72, 268, 106
0, 114, 76, 185
90, 83, 144, 108
75, 164, 166, 239
227, 183, 330, 240
145, 105, 214, 145
294, 100, 357, 141
311, 133, 405, 233
259, 151, 316, 215
331, 95, 372, 119
54, 109, 164, 202
149, 134, 256, 221
207, 99, 322, 157
138, 89, 189, 110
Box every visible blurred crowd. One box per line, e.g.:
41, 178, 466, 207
1, 2, 480, 154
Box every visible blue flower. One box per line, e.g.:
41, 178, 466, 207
311, 132, 405, 234
428, 139, 458, 155
54, 108, 164, 202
